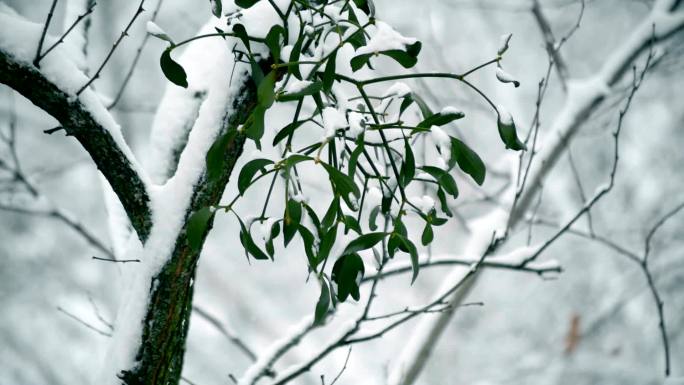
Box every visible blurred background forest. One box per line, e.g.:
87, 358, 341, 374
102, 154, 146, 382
1, 0, 682, 384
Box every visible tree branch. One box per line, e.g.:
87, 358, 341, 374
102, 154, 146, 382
0, 47, 152, 240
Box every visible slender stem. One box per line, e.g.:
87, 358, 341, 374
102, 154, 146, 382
77, 0, 146, 95
37, 1, 98, 62
108, 0, 165, 109
34, 0, 59, 67
171, 32, 265, 51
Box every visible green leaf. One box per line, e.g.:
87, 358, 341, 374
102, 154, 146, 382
421, 166, 458, 198
350, 53, 371, 72
497, 112, 526, 151
238, 158, 273, 195
322, 50, 337, 92
277, 81, 323, 102
232, 23, 251, 53
368, 206, 380, 231
400, 139, 415, 187
160, 49, 188, 88
352, 0, 375, 16
235, 0, 259, 8
282, 154, 312, 168
351, 41, 422, 72
417, 110, 465, 128
244, 105, 266, 145
343, 215, 362, 235
297, 224, 317, 267
421, 222, 433, 246
331, 253, 365, 302
258, 70, 277, 108
302, 203, 322, 235
314, 278, 331, 326
187, 207, 213, 252
381, 41, 421, 68
341, 232, 386, 256
321, 163, 360, 208
345, 21, 368, 49
265, 221, 280, 258
273, 120, 306, 146
381, 194, 392, 214
289, 33, 305, 79
436, 187, 452, 217
412, 93, 434, 120
450, 137, 486, 185
317, 224, 338, 267
210, 0, 222, 18
347, 141, 364, 178
283, 198, 302, 246
237, 217, 269, 260
322, 197, 339, 230
265, 25, 285, 61
395, 234, 420, 284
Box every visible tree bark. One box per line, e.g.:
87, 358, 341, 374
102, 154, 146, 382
118, 76, 257, 385
0, 48, 153, 241
0, 29, 269, 383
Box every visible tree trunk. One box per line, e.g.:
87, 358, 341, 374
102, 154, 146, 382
118, 77, 258, 384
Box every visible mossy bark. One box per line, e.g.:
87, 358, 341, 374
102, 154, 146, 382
118, 74, 259, 384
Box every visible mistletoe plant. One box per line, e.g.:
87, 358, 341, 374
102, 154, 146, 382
153, 0, 524, 326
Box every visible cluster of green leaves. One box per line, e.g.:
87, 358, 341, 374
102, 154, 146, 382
166, 0, 524, 327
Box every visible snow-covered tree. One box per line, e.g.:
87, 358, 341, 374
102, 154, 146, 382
1, 1, 683, 385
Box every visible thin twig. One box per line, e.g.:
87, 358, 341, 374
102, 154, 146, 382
92, 256, 140, 263
641, 201, 683, 376
108, 0, 165, 109
77, 0, 146, 95
566, 146, 595, 236
329, 347, 352, 385
192, 305, 258, 362
57, 306, 112, 337
37, 1, 98, 62
88, 294, 114, 331
520, 52, 652, 267
34, 0, 59, 67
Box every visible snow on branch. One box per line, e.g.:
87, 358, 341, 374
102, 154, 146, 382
0, 8, 153, 240
387, 4, 684, 385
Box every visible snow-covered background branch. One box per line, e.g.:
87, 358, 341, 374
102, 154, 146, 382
1, 0, 683, 384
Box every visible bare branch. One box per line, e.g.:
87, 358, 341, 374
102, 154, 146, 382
0, 44, 153, 240
328, 348, 352, 385
33, 0, 59, 67
37, 1, 97, 63
77, 0, 146, 95
57, 306, 112, 337
192, 305, 258, 362
531, 0, 570, 86
362, 254, 561, 282
92, 256, 141, 263
108, 0, 165, 109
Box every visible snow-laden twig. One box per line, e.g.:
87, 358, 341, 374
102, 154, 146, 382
0, 8, 153, 240
520, 51, 651, 267
362, 251, 561, 282
387, 4, 684, 385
